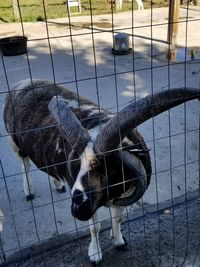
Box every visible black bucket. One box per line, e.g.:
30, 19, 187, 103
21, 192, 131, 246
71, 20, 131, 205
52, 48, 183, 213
0, 36, 28, 56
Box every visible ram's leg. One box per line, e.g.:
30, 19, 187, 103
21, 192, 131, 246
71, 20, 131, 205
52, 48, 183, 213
22, 157, 34, 201
88, 211, 102, 264
9, 136, 34, 201
110, 206, 127, 249
52, 177, 66, 193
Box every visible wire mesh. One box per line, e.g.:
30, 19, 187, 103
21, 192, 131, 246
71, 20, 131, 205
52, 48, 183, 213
0, 0, 200, 266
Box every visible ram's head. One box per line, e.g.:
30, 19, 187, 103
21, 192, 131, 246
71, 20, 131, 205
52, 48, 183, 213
49, 87, 200, 221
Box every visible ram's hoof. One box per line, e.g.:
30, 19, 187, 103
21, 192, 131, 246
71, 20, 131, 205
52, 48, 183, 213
89, 248, 102, 266
56, 185, 66, 193
90, 261, 98, 266
90, 259, 103, 266
115, 236, 128, 250
26, 193, 35, 201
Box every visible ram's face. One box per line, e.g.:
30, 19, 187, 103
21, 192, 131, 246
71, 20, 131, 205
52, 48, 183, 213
70, 142, 107, 221
70, 144, 145, 221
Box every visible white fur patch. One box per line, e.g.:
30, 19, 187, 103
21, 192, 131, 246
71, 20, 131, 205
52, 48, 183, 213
122, 137, 144, 153
88, 118, 112, 141
68, 100, 79, 109
88, 125, 102, 141
81, 104, 96, 111
71, 142, 96, 197
89, 109, 105, 117
88, 212, 102, 264
22, 157, 34, 197
13, 79, 32, 91
55, 137, 62, 154
9, 136, 21, 158
122, 137, 134, 146
52, 176, 65, 190
110, 206, 125, 246
80, 104, 107, 117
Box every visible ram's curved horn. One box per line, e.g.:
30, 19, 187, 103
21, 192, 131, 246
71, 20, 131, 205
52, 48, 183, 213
112, 151, 147, 206
48, 96, 90, 152
94, 87, 200, 154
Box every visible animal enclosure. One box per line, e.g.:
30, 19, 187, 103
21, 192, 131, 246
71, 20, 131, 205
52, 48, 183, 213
0, 1, 200, 266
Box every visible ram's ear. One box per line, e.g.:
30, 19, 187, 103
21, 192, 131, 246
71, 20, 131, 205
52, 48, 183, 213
48, 96, 90, 154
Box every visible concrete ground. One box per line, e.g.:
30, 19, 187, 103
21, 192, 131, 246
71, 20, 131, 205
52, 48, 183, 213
2, 194, 200, 267
0, 6, 200, 265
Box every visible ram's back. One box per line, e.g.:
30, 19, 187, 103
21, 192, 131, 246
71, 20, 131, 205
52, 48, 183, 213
3, 80, 109, 177
4, 80, 99, 133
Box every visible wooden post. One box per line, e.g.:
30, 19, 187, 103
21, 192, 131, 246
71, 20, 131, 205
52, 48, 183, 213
194, 0, 200, 6
12, 0, 20, 18
167, 0, 181, 60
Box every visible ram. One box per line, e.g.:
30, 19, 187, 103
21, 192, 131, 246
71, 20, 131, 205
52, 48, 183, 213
3, 80, 200, 264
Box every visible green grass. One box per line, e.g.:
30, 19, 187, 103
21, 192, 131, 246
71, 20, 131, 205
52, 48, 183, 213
0, 0, 169, 23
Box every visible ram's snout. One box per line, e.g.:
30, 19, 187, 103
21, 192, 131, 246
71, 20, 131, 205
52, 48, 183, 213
71, 189, 94, 221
